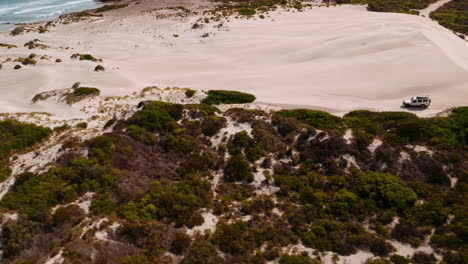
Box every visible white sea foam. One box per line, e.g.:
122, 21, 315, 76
14, 0, 94, 15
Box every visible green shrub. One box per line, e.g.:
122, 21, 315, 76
50, 204, 85, 227
127, 125, 157, 145
279, 254, 318, 264
1, 172, 77, 221
71, 53, 102, 62
0, 166, 11, 182
88, 135, 115, 163
21, 58, 37, 65
73, 87, 100, 96
228, 131, 251, 154
390, 255, 411, 264
224, 154, 254, 182
293, 2, 303, 10
164, 134, 197, 154
185, 89, 196, 98
76, 122, 88, 129
0, 43, 17, 49
90, 193, 116, 215
202, 90, 256, 105
426, 162, 450, 185
171, 231, 191, 254
344, 108, 468, 148
0, 119, 52, 159
241, 195, 274, 214
120, 176, 212, 227
2, 217, 38, 258
53, 123, 70, 133
357, 171, 417, 211
94, 65, 105, 72
127, 101, 182, 132
367, 0, 438, 14
95, 4, 128, 13
213, 221, 255, 254
276, 109, 344, 131
201, 115, 226, 136
182, 240, 223, 264
430, 0, 468, 35
238, 8, 256, 16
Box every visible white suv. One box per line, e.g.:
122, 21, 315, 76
403, 96, 431, 108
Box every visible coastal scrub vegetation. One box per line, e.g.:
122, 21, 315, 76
201, 90, 256, 105
430, 0, 468, 35
0, 120, 51, 182
275, 109, 344, 132
95, 4, 129, 13
0, 43, 17, 49
94, 65, 105, 72
185, 89, 196, 98
214, 0, 283, 16
0, 101, 466, 263
71, 53, 102, 62
367, 0, 438, 14
73, 87, 101, 96
344, 107, 468, 148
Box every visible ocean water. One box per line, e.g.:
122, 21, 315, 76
0, 0, 103, 30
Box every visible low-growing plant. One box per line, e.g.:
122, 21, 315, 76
0, 43, 17, 49
185, 89, 196, 98
73, 87, 100, 96
276, 109, 344, 131
94, 65, 105, 72
53, 123, 71, 133
202, 90, 256, 105
127, 101, 182, 131
76, 122, 88, 129
224, 154, 254, 182
71, 53, 102, 62
21, 58, 37, 66
95, 4, 129, 13
430, 0, 468, 35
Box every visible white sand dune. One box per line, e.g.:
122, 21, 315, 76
0, 4, 467, 116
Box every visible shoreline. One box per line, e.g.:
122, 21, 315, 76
0, 0, 124, 33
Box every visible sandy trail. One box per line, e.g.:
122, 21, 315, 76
419, 0, 452, 17
0, 4, 467, 117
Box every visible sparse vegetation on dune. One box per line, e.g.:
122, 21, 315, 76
185, 89, 196, 98
73, 87, 101, 96
365, 0, 438, 14
94, 65, 105, 72
21, 58, 37, 66
95, 4, 129, 13
0, 43, 17, 49
430, 0, 468, 35
71, 53, 103, 62
24, 39, 49, 50
202, 90, 256, 105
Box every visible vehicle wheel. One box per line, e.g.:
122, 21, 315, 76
420, 104, 426, 108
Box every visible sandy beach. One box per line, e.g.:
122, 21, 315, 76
0, 0, 467, 117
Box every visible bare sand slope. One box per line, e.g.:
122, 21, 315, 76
0, 4, 467, 116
